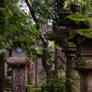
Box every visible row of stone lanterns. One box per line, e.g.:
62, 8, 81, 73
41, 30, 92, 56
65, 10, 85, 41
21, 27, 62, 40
5, 1, 92, 92
54, 2, 81, 92
52, 1, 92, 92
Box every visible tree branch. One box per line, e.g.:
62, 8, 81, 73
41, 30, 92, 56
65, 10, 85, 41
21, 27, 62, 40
25, 0, 48, 46
25, 0, 39, 30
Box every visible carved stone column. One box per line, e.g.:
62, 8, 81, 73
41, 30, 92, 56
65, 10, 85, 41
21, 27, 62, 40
66, 46, 80, 92
7, 57, 28, 92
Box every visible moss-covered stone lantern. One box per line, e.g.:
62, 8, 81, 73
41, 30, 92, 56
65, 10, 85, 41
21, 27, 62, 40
7, 41, 28, 92
70, 30, 92, 92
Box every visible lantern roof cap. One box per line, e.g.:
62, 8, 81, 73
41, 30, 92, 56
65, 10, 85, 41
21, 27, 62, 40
7, 57, 29, 66
68, 29, 92, 44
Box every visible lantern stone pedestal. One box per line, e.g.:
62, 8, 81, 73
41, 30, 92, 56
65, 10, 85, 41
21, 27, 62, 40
70, 33, 92, 92
76, 59, 92, 92
7, 57, 28, 92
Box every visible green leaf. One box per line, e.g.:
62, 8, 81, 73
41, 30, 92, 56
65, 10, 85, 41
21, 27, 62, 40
17, 35, 25, 41
0, 35, 3, 40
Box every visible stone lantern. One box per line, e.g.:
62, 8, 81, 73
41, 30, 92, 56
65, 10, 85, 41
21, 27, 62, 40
72, 33, 92, 92
7, 41, 28, 92
53, 8, 72, 41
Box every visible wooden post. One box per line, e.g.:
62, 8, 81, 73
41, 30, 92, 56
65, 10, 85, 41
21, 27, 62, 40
7, 57, 28, 92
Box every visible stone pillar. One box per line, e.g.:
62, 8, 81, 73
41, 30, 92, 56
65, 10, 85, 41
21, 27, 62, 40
35, 61, 38, 87
66, 46, 80, 92
76, 59, 92, 92
27, 58, 35, 85
37, 58, 46, 87
5, 62, 8, 76
7, 57, 28, 92
25, 65, 28, 82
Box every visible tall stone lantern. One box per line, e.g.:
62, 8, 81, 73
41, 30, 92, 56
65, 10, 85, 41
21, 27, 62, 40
7, 42, 28, 92
72, 33, 92, 92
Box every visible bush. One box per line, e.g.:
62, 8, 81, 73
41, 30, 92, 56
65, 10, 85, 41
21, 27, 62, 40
41, 78, 66, 92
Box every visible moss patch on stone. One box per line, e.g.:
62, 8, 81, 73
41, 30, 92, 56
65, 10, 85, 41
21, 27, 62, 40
27, 86, 41, 92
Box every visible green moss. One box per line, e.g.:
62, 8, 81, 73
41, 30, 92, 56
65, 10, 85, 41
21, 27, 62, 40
27, 86, 41, 92
78, 29, 92, 38
5, 77, 12, 89
33, 88, 41, 92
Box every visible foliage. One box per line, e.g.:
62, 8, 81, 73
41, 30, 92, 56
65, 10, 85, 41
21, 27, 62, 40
65, 0, 92, 16
0, 0, 42, 56
41, 77, 66, 92
41, 66, 66, 92
5, 77, 12, 90
65, 0, 92, 23
65, 0, 92, 45
65, 0, 92, 24
32, 0, 55, 20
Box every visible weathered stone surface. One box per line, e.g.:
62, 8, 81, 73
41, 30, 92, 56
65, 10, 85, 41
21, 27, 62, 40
7, 57, 28, 66
76, 57, 92, 71
73, 36, 92, 92
87, 73, 92, 92
5, 62, 8, 76
7, 57, 27, 92
13, 67, 26, 92
27, 58, 35, 84
11, 46, 27, 57
37, 58, 46, 87
80, 72, 92, 92
66, 46, 80, 92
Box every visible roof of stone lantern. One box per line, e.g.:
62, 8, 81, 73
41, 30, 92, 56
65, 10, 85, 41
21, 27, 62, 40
68, 29, 92, 43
